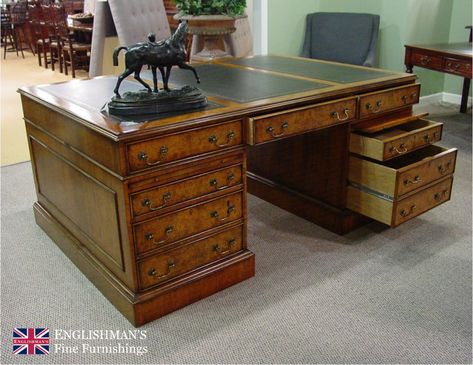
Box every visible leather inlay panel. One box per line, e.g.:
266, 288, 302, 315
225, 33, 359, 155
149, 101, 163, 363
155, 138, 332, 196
147, 64, 329, 103
225, 55, 395, 83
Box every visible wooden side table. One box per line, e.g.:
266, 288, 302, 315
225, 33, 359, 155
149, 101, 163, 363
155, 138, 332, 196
405, 41, 472, 113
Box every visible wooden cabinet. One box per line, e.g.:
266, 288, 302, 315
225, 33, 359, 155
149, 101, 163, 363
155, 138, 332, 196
18, 55, 457, 327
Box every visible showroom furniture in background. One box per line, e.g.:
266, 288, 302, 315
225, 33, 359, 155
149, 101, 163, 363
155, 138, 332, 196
89, 0, 170, 77
405, 33, 472, 113
189, 15, 253, 60
301, 12, 380, 67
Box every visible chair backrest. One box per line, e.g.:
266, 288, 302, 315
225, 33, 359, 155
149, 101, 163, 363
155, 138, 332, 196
11, 0, 28, 25
28, 3, 49, 39
225, 16, 253, 58
301, 12, 380, 67
107, 0, 171, 46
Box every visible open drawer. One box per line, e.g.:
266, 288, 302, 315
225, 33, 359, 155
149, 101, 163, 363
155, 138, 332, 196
347, 145, 457, 227
350, 119, 443, 161
347, 175, 453, 227
348, 145, 457, 199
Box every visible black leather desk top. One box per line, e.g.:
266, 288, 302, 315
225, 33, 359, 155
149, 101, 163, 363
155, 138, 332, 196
224, 55, 395, 84
144, 63, 329, 103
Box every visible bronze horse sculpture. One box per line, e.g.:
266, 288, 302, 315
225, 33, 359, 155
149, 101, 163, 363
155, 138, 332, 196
113, 21, 200, 98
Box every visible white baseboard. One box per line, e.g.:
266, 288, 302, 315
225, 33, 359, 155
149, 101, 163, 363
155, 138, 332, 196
420, 92, 472, 107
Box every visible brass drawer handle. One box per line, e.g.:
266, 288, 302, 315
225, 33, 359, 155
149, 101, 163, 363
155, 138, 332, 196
331, 108, 350, 121
145, 225, 174, 245
420, 56, 431, 65
209, 172, 235, 191
434, 190, 449, 202
266, 121, 289, 138
423, 132, 439, 143
142, 192, 171, 211
365, 100, 383, 113
213, 238, 236, 255
446, 62, 460, 70
148, 259, 176, 279
210, 204, 236, 222
401, 92, 418, 103
400, 204, 417, 218
137, 146, 168, 166
404, 175, 422, 186
208, 131, 235, 148
390, 143, 408, 155
438, 161, 452, 175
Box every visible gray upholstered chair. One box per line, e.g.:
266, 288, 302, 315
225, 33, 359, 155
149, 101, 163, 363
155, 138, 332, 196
301, 12, 380, 67
89, 0, 170, 77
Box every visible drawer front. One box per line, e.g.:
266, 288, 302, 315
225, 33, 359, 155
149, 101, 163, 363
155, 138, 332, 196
394, 176, 453, 226
134, 192, 243, 255
350, 119, 443, 161
248, 97, 357, 145
359, 84, 420, 119
130, 165, 242, 218
127, 121, 242, 173
347, 176, 453, 227
138, 226, 243, 289
443, 57, 472, 78
411, 52, 443, 70
396, 148, 457, 196
382, 122, 442, 160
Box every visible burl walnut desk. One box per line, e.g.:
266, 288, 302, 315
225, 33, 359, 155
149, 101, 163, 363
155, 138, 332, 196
404, 42, 472, 113
19, 55, 457, 326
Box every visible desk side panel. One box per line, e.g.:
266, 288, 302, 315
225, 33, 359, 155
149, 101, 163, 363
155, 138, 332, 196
25, 120, 137, 292
21, 95, 122, 176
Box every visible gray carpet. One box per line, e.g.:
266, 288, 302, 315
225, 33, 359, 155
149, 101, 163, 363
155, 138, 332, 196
1, 103, 471, 364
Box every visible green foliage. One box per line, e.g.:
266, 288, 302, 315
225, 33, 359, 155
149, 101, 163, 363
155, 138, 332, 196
173, 0, 246, 16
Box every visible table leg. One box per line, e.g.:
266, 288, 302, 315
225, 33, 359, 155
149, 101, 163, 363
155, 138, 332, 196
460, 77, 471, 113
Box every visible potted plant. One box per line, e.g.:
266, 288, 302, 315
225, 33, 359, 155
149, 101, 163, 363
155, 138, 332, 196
173, 0, 247, 61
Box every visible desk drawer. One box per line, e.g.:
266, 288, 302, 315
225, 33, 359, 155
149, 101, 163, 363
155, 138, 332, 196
134, 192, 243, 255
350, 119, 443, 161
347, 175, 453, 227
359, 84, 420, 119
443, 57, 472, 78
411, 52, 443, 70
127, 121, 242, 173
247, 97, 357, 145
130, 165, 242, 219
349, 145, 457, 199
138, 225, 243, 289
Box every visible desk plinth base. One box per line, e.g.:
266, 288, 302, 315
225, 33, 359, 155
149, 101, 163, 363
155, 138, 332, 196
33, 202, 255, 327
247, 173, 371, 235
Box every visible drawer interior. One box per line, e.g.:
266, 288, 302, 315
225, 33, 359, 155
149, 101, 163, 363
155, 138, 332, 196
380, 145, 454, 169
348, 145, 457, 200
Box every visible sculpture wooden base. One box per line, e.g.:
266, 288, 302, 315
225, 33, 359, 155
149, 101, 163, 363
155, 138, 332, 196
33, 202, 255, 327
108, 86, 208, 117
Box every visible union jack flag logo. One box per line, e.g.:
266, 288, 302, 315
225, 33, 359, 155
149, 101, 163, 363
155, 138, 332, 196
12, 328, 49, 355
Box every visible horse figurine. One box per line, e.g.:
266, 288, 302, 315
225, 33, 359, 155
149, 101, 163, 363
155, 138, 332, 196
112, 21, 200, 98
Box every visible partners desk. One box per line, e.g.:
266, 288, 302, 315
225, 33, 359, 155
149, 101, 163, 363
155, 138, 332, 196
404, 42, 472, 113
19, 55, 457, 326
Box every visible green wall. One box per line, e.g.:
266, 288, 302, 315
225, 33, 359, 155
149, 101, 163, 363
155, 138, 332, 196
268, 0, 468, 97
